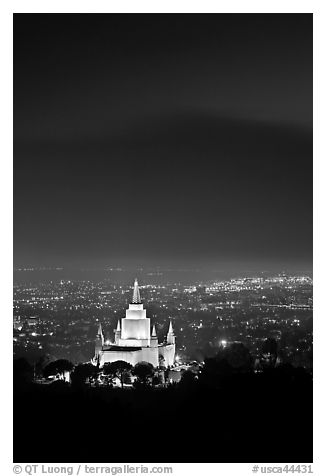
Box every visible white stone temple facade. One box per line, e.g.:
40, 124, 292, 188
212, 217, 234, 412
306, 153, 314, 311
93, 279, 175, 368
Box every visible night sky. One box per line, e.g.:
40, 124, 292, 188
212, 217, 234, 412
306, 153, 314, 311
14, 14, 312, 272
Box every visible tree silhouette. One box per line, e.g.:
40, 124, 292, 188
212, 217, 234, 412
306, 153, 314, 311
179, 370, 197, 389
199, 356, 232, 386
70, 363, 98, 387
261, 338, 278, 368
200, 343, 252, 386
213, 342, 252, 372
102, 360, 132, 388
35, 355, 51, 378
43, 359, 74, 380
152, 374, 161, 386
133, 361, 154, 386
13, 358, 33, 387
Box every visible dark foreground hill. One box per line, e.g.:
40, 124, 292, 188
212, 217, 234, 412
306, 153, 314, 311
14, 365, 312, 463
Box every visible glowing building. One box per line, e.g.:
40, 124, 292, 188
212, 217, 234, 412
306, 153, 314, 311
93, 279, 176, 368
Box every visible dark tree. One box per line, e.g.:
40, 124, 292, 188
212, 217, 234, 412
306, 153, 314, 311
179, 370, 197, 388
43, 359, 74, 380
70, 363, 98, 387
133, 361, 154, 386
199, 343, 252, 387
102, 360, 133, 388
152, 374, 161, 386
199, 356, 232, 386
261, 338, 278, 368
217, 342, 252, 371
13, 358, 33, 387
34, 354, 57, 378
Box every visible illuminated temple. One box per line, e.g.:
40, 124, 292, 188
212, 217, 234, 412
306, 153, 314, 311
93, 279, 176, 368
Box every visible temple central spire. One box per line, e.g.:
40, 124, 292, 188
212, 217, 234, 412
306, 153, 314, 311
132, 278, 141, 304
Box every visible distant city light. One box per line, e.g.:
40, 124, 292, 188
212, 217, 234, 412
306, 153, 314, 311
13, 271, 312, 370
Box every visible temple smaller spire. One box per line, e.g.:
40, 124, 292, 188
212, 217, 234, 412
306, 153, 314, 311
167, 319, 175, 345
114, 319, 121, 345
132, 278, 141, 304
97, 322, 103, 336
95, 322, 104, 351
151, 324, 157, 337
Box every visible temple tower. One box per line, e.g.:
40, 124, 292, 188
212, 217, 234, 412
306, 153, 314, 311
167, 320, 175, 345
120, 278, 151, 346
150, 324, 158, 347
114, 319, 121, 344
95, 322, 104, 357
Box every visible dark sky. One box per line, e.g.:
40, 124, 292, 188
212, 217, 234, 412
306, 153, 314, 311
14, 14, 312, 272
